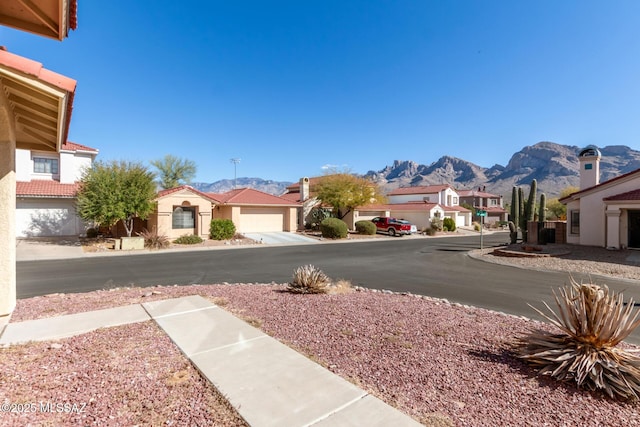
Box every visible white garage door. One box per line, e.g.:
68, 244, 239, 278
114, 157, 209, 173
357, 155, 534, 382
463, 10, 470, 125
16, 198, 83, 237
240, 207, 284, 232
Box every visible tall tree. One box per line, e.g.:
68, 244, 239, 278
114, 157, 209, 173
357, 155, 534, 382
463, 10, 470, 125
151, 154, 197, 190
313, 171, 386, 220
76, 160, 156, 237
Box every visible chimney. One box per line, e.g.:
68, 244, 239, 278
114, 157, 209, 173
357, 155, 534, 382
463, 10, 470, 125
300, 177, 310, 202
578, 145, 602, 189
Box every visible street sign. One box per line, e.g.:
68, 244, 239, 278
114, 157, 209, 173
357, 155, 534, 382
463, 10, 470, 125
477, 210, 487, 217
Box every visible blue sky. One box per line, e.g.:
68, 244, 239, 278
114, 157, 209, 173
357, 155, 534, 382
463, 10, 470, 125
3, 1, 640, 184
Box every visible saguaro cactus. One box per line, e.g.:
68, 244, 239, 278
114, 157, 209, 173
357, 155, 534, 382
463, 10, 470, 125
538, 193, 546, 222
510, 187, 519, 243
518, 187, 525, 241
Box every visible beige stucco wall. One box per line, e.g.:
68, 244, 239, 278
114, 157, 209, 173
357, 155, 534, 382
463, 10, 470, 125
0, 88, 17, 316
154, 190, 212, 239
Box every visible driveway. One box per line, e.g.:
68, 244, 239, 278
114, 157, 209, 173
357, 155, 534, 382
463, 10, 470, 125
243, 232, 318, 245
16, 237, 84, 261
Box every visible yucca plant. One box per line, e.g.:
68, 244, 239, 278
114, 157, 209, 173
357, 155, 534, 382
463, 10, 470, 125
515, 278, 640, 400
287, 265, 332, 294
137, 227, 170, 250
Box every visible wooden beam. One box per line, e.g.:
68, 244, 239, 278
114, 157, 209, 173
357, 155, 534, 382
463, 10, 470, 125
8, 94, 57, 119
20, 128, 56, 151
13, 105, 57, 127
16, 0, 59, 35
17, 116, 57, 136
0, 13, 57, 39
0, 78, 58, 108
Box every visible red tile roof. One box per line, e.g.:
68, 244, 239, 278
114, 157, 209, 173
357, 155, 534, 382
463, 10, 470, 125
604, 189, 640, 201
280, 192, 304, 202
156, 185, 220, 202
388, 185, 452, 196
16, 180, 79, 198
560, 167, 640, 203
61, 141, 98, 153
457, 189, 501, 199
211, 188, 300, 206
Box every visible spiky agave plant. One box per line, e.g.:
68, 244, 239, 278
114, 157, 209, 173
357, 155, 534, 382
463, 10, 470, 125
515, 278, 640, 400
287, 265, 332, 294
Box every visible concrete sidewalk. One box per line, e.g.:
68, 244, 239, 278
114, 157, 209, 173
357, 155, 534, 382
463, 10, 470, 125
0, 295, 421, 427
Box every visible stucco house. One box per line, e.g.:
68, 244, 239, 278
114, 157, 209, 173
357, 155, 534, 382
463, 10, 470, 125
387, 185, 472, 227
209, 188, 299, 234
16, 142, 98, 237
147, 186, 300, 239
149, 185, 216, 240
355, 202, 446, 231
561, 146, 640, 249
457, 188, 508, 224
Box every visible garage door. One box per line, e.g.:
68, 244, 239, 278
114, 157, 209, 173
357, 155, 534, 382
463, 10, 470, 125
240, 207, 284, 232
16, 199, 82, 237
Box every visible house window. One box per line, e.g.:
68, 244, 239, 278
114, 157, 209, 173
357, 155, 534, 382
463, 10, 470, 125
33, 157, 59, 174
172, 206, 195, 229
490, 199, 498, 206
570, 210, 580, 235
452, 197, 458, 205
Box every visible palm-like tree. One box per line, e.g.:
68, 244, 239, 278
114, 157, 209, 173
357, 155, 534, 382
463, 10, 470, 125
515, 278, 640, 400
150, 154, 197, 190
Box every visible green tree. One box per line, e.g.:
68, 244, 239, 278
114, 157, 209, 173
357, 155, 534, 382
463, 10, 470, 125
150, 154, 197, 190
546, 198, 566, 220
76, 160, 156, 237
313, 172, 386, 219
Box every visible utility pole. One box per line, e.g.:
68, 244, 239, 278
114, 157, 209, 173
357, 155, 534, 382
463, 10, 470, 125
230, 158, 241, 189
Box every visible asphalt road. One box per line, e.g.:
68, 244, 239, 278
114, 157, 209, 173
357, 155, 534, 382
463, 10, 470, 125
17, 232, 640, 343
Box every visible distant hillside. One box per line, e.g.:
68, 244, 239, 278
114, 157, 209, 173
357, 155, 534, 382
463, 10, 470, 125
191, 142, 640, 199
192, 178, 293, 195
366, 142, 640, 198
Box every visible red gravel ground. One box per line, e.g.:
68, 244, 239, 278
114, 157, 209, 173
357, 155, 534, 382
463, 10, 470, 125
3, 284, 640, 426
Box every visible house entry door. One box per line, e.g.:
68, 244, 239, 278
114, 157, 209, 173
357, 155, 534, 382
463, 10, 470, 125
628, 210, 640, 248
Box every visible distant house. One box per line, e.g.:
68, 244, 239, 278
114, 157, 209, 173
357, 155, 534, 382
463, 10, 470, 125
457, 188, 508, 224
149, 185, 217, 240
208, 188, 299, 234
387, 185, 471, 227
561, 146, 640, 249
16, 142, 98, 237
355, 202, 446, 231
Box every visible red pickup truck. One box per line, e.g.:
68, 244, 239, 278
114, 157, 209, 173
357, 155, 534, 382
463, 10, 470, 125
371, 217, 417, 237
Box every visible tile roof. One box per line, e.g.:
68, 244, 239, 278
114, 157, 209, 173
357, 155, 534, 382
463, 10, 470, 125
604, 189, 640, 201
16, 180, 79, 198
457, 189, 501, 199
156, 185, 220, 203
211, 188, 301, 206
388, 185, 452, 196
279, 192, 304, 202
61, 141, 98, 153
560, 167, 640, 203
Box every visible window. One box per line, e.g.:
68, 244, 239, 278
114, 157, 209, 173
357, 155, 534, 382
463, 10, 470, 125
452, 197, 458, 205
33, 157, 59, 174
490, 199, 498, 206
570, 210, 580, 235
172, 206, 195, 229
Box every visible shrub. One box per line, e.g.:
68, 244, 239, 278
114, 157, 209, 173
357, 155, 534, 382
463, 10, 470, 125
138, 227, 170, 249
210, 219, 236, 240
287, 264, 332, 294
309, 208, 332, 230
472, 221, 481, 231
515, 279, 640, 401
320, 218, 348, 239
355, 220, 376, 235
85, 227, 98, 238
442, 217, 456, 232
174, 234, 203, 245
424, 227, 437, 236
431, 218, 443, 232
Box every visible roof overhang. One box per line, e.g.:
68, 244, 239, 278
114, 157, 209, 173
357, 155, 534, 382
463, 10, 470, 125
0, 48, 76, 153
0, 0, 77, 41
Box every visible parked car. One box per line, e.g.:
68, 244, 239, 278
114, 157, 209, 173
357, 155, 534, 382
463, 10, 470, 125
371, 217, 417, 236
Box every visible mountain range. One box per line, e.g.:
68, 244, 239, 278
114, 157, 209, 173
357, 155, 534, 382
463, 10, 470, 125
193, 142, 640, 199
